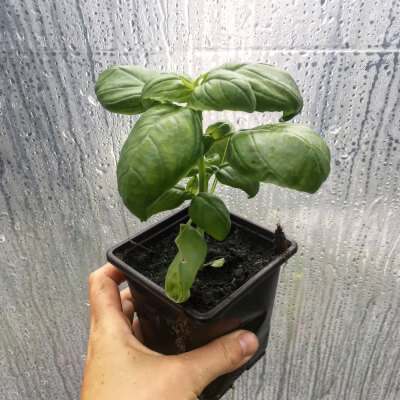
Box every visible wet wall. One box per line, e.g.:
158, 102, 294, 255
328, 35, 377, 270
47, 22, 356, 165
1, 1, 399, 399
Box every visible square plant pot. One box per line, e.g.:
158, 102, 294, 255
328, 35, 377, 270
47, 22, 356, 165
107, 207, 297, 400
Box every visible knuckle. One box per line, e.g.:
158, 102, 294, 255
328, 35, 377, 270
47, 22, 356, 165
88, 270, 106, 292
88, 271, 98, 286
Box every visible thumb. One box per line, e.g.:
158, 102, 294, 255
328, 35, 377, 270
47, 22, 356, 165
179, 330, 259, 392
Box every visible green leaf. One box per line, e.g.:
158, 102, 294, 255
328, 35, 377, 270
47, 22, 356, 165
189, 193, 231, 240
204, 258, 225, 268
205, 153, 220, 166
185, 167, 199, 177
205, 136, 231, 166
146, 185, 192, 216
228, 123, 330, 194
142, 98, 160, 111
210, 258, 225, 267
204, 122, 235, 164
216, 164, 260, 198
206, 120, 235, 140
202, 135, 215, 154
142, 73, 194, 104
117, 104, 203, 220
188, 63, 303, 120
188, 69, 256, 112
222, 63, 303, 121
165, 224, 207, 303
186, 176, 199, 195
95, 65, 159, 114
205, 165, 219, 175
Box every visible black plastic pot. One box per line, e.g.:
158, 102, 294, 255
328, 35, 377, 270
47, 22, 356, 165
107, 208, 297, 400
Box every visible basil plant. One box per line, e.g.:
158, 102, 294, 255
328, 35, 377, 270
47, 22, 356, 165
95, 62, 330, 303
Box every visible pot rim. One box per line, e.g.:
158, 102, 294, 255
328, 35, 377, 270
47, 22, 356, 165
107, 207, 297, 321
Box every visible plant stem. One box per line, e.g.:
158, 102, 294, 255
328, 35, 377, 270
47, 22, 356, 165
197, 111, 207, 194
196, 111, 206, 236
210, 176, 218, 194
210, 136, 231, 195
198, 156, 207, 193
194, 72, 208, 86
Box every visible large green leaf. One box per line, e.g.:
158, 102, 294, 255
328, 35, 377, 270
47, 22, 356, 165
146, 185, 192, 217
228, 123, 330, 193
222, 63, 303, 121
165, 224, 207, 303
142, 73, 194, 104
189, 193, 231, 240
216, 164, 260, 198
188, 69, 256, 112
188, 63, 303, 120
95, 65, 159, 114
117, 104, 203, 220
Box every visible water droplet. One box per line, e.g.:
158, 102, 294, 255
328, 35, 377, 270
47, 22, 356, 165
88, 95, 98, 107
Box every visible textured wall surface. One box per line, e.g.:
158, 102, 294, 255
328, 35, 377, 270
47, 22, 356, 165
1, 1, 400, 399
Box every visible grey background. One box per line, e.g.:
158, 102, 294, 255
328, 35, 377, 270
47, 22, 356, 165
1, 0, 400, 399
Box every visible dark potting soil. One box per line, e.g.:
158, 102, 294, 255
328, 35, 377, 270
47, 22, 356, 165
120, 224, 285, 313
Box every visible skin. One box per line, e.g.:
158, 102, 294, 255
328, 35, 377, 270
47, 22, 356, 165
81, 263, 259, 400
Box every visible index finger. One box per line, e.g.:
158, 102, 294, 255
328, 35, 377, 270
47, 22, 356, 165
88, 263, 127, 325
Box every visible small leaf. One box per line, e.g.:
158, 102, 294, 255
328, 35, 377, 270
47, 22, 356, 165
165, 224, 207, 303
205, 136, 231, 165
205, 165, 219, 175
185, 167, 199, 177
228, 123, 330, 193
117, 104, 203, 221
205, 153, 220, 166
95, 65, 159, 114
186, 176, 199, 195
142, 73, 194, 104
146, 185, 192, 217
202, 135, 215, 154
206, 120, 235, 140
188, 69, 256, 112
216, 165, 260, 198
209, 258, 225, 268
189, 193, 231, 241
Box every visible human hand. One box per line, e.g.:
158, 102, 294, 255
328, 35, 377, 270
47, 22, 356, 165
81, 263, 259, 400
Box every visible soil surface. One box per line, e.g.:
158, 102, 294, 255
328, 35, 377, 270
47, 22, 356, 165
121, 224, 286, 312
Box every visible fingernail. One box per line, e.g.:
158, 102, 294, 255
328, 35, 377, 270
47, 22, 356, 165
238, 332, 258, 357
